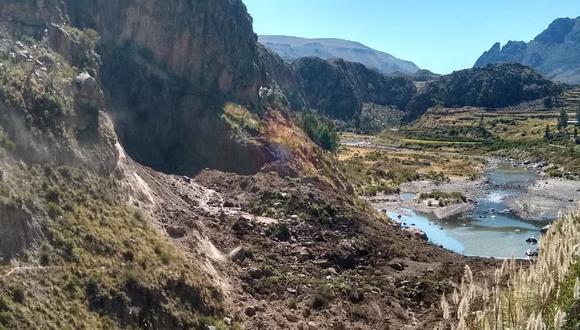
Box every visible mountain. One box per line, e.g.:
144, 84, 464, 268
259, 35, 421, 75
475, 17, 580, 84
292, 57, 417, 121
0, 1, 472, 329
405, 63, 562, 121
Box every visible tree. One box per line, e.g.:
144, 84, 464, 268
558, 108, 569, 131
544, 124, 552, 142
296, 110, 339, 152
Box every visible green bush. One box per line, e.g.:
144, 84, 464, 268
296, 110, 339, 152
46, 202, 63, 219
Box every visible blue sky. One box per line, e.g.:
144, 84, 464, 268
243, 0, 580, 74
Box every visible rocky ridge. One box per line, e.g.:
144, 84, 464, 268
475, 17, 580, 84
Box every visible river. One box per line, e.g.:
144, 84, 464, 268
385, 163, 550, 258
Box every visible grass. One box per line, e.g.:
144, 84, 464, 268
419, 191, 467, 206
338, 145, 484, 196
439, 208, 580, 329
396, 106, 580, 178
222, 102, 264, 135
0, 164, 225, 329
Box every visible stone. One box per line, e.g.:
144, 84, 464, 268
285, 313, 299, 323
165, 225, 187, 238
403, 227, 428, 241
230, 247, 253, 263
247, 267, 263, 279
244, 306, 257, 317
540, 225, 551, 234
389, 262, 405, 271
307, 322, 317, 330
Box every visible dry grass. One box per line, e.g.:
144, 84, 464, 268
439, 208, 580, 330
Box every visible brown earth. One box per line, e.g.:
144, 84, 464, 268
120, 145, 498, 329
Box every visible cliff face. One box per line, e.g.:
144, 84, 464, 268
292, 57, 417, 121
0, 0, 67, 32
65, 0, 261, 105
55, 0, 272, 175
475, 17, 580, 84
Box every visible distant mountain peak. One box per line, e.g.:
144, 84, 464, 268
475, 16, 580, 84
259, 35, 420, 75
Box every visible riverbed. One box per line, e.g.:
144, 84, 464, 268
370, 162, 575, 258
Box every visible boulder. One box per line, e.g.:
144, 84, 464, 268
403, 227, 428, 241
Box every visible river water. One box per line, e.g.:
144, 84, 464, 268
386, 163, 549, 258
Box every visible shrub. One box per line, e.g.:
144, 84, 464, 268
46, 202, 63, 219
296, 110, 339, 152
10, 286, 24, 304
309, 284, 335, 310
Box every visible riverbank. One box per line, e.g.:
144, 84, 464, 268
366, 176, 486, 220
367, 159, 579, 222
507, 178, 579, 220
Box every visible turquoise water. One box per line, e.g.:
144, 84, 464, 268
387, 163, 548, 258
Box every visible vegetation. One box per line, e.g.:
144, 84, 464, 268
419, 191, 467, 206
0, 165, 225, 329
222, 102, 264, 135
439, 209, 580, 329
338, 145, 483, 196
400, 108, 580, 178
405, 63, 562, 121
354, 103, 404, 134
295, 110, 339, 151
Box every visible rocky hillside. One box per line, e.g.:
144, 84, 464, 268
260, 35, 420, 75
475, 17, 580, 84
405, 63, 562, 121
0, 0, 493, 329
293, 57, 417, 121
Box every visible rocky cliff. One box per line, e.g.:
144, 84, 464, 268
293, 57, 417, 121
475, 17, 580, 85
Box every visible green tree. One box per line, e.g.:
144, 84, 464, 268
544, 124, 552, 142
296, 110, 338, 152
558, 108, 569, 131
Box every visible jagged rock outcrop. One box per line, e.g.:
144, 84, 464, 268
293, 57, 417, 121
59, 0, 273, 175
0, 202, 42, 261
65, 0, 262, 105
0, 0, 67, 33
475, 17, 580, 84
257, 44, 307, 111
405, 63, 562, 121
0, 25, 117, 170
